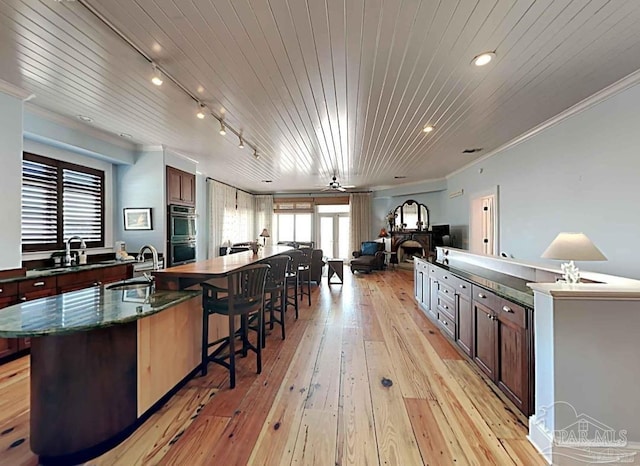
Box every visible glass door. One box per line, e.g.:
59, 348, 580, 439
318, 205, 350, 260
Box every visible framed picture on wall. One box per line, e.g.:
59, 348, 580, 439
123, 208, 153, 230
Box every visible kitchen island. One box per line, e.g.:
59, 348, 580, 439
0, 282, 200, 465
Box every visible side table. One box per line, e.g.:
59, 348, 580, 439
383, 251, 397, 269
327, 259, 344, 284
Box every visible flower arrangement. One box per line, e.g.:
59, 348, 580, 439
386, 210, 397, 223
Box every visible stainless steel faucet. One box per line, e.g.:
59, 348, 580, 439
65, 236, 86, 266
138, 244, 160, 272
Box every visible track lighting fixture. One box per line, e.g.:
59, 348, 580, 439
196, 103, 206, 119
151, 64, 163, 86
219, 120, 226, 136
238, 135, 245, 149
253, 148, 259, 159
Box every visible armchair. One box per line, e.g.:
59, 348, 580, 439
299, 249, 325, 285
350, 241, 385, 274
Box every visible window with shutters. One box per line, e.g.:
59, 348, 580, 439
22, 153, 104, 251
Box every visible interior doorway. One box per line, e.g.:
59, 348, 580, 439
469, 187, 499, 256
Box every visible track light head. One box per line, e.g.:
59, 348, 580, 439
253, 148, 259, 159
151, 64, 163, 86
238, 135, 245, 149
219, 120, 226, 136
196, 103, 206, 119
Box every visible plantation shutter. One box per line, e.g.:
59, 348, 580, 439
63, 167, 103, 243
21, 158, 59, 248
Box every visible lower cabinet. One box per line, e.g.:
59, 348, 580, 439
413, 259, 533, 416
0, 297, 19, 358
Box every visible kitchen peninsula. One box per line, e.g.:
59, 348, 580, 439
0, 282, 199, 465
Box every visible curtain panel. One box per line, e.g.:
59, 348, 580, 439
255, 195, 273, 245
349, 193, 372, 253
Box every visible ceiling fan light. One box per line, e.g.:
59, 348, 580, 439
472, 51, 495, 67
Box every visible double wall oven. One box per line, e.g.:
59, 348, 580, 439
168, 204, 197, 266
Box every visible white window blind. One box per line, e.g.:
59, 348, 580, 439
21, 153, 104, 251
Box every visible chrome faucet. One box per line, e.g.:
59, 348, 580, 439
65, 236, 86, 266
138, 244, 160, 272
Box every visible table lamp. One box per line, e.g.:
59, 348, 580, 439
259, 228, 270, 246
541, 232, 607, 283
378, 228, 388, 238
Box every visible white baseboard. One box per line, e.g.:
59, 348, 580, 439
528, 415, 640, 465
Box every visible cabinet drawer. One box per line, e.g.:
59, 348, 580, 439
438, 312, 455, 339
57, 269, 101, 288
18, 277, 57, 294
0, 282, 18, 299
428, 265, 439, 276
449, 275, 471, 298
499, 299, 526, 329
472, 285, 501, 311
438, 282, 455, 300
435, 267, 457, 286
437, 295, 455, 321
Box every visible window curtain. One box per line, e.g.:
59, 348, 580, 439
255, 195, 273, 246
236, 190, 255, 242
207, 179, 234, 258
349, 193, 372, 253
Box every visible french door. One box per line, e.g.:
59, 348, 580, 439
318, 213, 350, 260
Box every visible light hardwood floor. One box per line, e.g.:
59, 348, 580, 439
0, 268, 545, 465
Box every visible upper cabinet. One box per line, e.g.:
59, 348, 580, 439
167, 166, 195, 206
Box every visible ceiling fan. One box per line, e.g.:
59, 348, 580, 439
321, 175, 355, 192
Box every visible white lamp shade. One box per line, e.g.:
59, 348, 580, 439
541, 232, 606, 261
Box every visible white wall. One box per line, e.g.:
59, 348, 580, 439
115, 150, 166, 255
443, 80, 640, 279
0, 92, 23, 270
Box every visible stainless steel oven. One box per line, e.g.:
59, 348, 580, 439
169, 204, 196, 242
169, 239, 197, 266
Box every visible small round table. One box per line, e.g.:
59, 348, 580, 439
383, 251, 397, 269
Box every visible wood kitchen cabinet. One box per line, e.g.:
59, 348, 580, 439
18, 277, 58, 350
0, 291, 19, 359
472, 285, 531, 415
456, 290, 473, 357
167, 166, 195, 206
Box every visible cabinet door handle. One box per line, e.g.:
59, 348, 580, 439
459, 284, 466, 289
443, 289, 449, 293
502, 305, 514, 313
442, 320, 448, 326
443, 275, 448, 279
443, 304, 448, 309
487, 313, 491, 319
478, 293, 486, 299
33, 281, 45, 287
0, 288, 3, 293
20, 296, 27, 302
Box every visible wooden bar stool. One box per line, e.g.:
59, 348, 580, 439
298, 247, 312, 306
201, 264, 269, 389
283, 250, 302, 319
260, 255, 290, 345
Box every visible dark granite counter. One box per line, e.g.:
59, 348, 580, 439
429, 258, 534, 308
0, 281, 199, 337
0, 259, 137, 284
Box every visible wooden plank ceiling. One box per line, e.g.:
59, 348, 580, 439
1, 0, 640, 192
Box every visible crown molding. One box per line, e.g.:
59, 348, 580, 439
0, 78, 35, 101
24, 103, 139, 151
446, 67, 640, 180
162, 145, 200, 165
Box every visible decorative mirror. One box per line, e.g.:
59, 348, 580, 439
392, 200, 429, 231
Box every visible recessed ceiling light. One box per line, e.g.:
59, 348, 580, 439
77, 115, 93, 122
423, 125, 434, 133
119, 133, 132, 138
261, 180, 272, 183
472, 51, 495, 67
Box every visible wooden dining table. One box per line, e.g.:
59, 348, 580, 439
154, 245, 294, 291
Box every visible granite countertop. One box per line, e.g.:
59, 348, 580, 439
430, 258, 534, 308
0, 259, 138, 284
0, 281, 199, 338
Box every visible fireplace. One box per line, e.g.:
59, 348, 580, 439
391, 232, 432, 267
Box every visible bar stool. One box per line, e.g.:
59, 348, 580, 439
260, 255, 290, 345
298, 247, 312, 306
201, 264, 269, 389
283, 250, 302, 319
